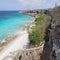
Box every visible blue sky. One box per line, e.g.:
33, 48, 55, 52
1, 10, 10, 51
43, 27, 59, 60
0, 0, 60, 10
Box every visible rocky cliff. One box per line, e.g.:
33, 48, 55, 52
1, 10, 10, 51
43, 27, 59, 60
41, 6, 60, 60
50, 6, 60, 60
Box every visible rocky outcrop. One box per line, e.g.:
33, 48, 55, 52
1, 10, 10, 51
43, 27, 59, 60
40, 18, 52, 60
3, 44, 43, 60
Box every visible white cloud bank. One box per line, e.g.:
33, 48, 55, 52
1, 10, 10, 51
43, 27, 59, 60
19, 0, 46, 7
19, 0, 60, 9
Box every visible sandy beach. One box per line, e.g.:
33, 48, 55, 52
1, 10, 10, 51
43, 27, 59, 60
0, 30, 29, 60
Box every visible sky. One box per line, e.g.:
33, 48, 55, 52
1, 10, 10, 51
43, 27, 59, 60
0, 0, 60, 10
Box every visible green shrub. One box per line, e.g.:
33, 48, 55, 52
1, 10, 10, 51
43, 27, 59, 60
29, 26, 40, 45
28, 15, 50, 45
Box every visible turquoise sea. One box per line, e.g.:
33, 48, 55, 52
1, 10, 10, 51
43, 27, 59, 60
0, 11, 32, 41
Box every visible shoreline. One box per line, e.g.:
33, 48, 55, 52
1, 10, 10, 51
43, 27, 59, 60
0, 30, 29, 60
0, 16, 35, 51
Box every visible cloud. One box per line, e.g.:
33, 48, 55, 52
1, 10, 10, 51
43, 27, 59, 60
19, 0, 43, 7
19, 0, 55, 9
19, 0, 60, 7
19, 0, 60, 10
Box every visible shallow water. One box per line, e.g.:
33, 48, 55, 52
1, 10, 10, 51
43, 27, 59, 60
0, 11, 32, 41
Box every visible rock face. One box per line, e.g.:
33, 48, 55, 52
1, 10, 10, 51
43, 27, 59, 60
40, 21, 52, 60
50, 6, 60, 60
41, 6, 60, 60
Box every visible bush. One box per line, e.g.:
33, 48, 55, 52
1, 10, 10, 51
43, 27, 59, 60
29, 26, 40, 45
28, 15, 51, 45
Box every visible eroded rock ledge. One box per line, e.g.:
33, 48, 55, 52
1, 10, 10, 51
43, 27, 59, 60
3, 44, 43, 60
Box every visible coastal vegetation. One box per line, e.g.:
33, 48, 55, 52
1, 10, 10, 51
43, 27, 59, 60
28, 14, 51, 46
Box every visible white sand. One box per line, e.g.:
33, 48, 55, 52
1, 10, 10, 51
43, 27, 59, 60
0, 30, 29, 60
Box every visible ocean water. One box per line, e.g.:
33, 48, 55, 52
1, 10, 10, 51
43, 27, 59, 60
0, 11, 32, 41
